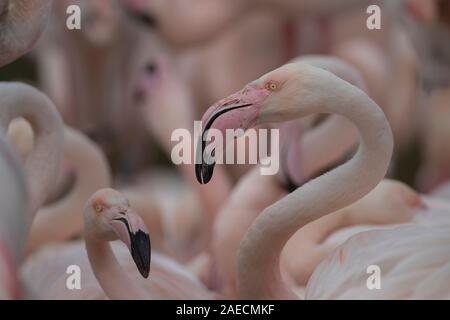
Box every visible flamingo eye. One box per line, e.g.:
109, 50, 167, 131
266, 80, 279, 91
94, 204, 103, 213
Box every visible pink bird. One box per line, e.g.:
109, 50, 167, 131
197, 53, 450, 299
6, 122, 168, 256
208, 55, 425, 297
0, 132, 28, 299
123, 0, 248, 47
0, 82, 63, 298
123, 0, 378, 48
22, 189, 214, 299
417, 87, 450, 192
0, 0, 53, 66
282, 179, 424, 288
196, 59, 394, 299
24, 127, 112, 254
393, 0, 450, 89
36, 0, 156, 173
0, 82, 64, 238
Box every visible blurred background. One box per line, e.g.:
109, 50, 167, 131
1, 0, 449, 192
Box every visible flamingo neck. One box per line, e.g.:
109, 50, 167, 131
237, 67, 393, 299
290, 56, 366, 181
0, 83, 63, 223
85, 232, 147, 300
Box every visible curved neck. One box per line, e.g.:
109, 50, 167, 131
237, 66, 393, 299
26, 128, 111, 253
85, 233, 147, 300
0, 133, 27, 298
0, 83, 64, 223
0, 133, 28, 261
282, 56, 366, 185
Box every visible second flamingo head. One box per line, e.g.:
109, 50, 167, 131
84, 188, 151, 278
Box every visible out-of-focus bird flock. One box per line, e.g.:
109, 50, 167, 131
1, 0, 450, 300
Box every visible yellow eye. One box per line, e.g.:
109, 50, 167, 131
266, 80, 278, 91
94, 204, 103, 213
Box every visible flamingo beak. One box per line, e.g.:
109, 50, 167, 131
110, 211, 151, 278
195, 102, 253, 184
195, 84, 271, 184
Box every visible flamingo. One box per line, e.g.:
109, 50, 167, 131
417, 87, 450, 192
282, 179, 424, 288
123, 0, 248, 47
125, 0, 379, 112
24, 127, 112, 254
123, 0, 378, 47
196, 59, 394, 299
0, 0, 53, 66
208, 55, 424, 297
197, 53, 450, 299
388, 0, 450, 189
36, 0, 156, 173
0, 132, 28, 299
0, 82, 63, 299
7, 120, 170, 255
392, 0, 450, 89
209, 55, 362, 292
0, 82, 64, 233
21, 188, 214, 300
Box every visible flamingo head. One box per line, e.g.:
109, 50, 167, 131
134, 55, 173, 105
196, 63, 312, 184
85, 188, 151, 278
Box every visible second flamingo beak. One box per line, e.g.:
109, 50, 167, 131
110, 211, 151, 278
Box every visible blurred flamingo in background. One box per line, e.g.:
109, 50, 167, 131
7, 120, 172, 256
36, 0, 158, 174
393, 0, 450, 89
24, 127, 112, 254
0, 82, 62, 299
0, 132, 28, 299
418, 88, 450, 192
390, 0, 450, 191
0, 83, 64, 235
0, 0, 53, 66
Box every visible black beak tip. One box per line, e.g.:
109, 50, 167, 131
195, 163, 215, 184
130, 230, 151, 279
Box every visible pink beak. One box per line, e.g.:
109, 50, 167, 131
195, 84, 270, 184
